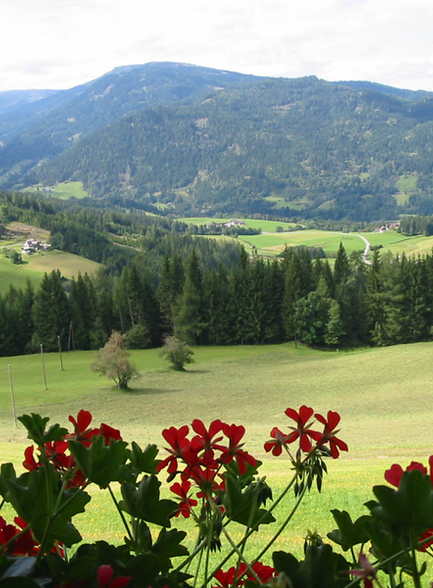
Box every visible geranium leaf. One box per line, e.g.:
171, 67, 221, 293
151, 528, 188, 558
6, 466, 89, 548
0, 463, 16, 500
372, 470, 433, 533
130, 442, 159, 475
119, 475, 177, 527
223, 477, 275, 529
69, 436, 128, 488
328, 510, 371, 550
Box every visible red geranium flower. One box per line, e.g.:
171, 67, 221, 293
191, 419, 224, 464
348, 553, 377, 588
219, 424, 257, 475
284, 406, 318, 452
23, 445, 40, 471
247, 561, 277, 584
314, 410, 348, 458
68, 410, 100, 445
264, 427, 287, 456
385, 461, 427, 488
99, 423, 122, 444
0, 516, 38, 556
157, 425, 192, 474
212, 564, 246, 588
170, 480, 198, 518
97, 565, 130, 588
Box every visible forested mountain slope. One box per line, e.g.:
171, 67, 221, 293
24, 75, 433, 220
0, 63, 264, 181
3, 63, 433, 220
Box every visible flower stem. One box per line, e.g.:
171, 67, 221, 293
107, 484, 133, 543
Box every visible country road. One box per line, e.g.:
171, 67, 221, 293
344, 232, 372, 265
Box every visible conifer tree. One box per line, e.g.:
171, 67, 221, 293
33, 270, 70, 352
176, 250, 206, 345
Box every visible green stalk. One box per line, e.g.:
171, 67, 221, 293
176, 536, 207, 573
203, 499, 216, 587
253, 483, 307, 564
410, 532, 422, 588
107, 484, 133, 543
205, 471, 299, 583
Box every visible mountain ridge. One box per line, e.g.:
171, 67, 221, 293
2, 62, 433, 221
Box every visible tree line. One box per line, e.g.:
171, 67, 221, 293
2, 242, 433, 356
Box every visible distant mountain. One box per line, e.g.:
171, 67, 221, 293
332, 80, 433, 101
0, 89, 58, 117
0, 63, 265, 179
3, 63, 433, 221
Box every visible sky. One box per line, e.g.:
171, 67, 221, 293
2, 0, 433, 93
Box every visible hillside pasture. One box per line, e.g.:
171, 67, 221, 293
0, 342, 432, 556
23, 181, 89, 199
238, 230, 368, 256
0, 249, 101, 293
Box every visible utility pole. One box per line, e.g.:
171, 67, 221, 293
8, 365, 17, 428
40, 344, 48, 390
57, 335, 64, 371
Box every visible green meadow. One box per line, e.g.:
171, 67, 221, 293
24, 182, 89, 200
0, 342, 431, 558
184, 217, 433, 258
0, 250, 101, 294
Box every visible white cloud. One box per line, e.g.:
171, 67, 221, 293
1, 0, 433, 91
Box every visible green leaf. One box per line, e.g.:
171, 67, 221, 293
273, 544, 350, 588
17, 414, 68, 446
152, 528, 188, 558
371, 469, 433, 533
18, 414, 50, 445
129, 520, 153, 553
273, 551, 300, 578
327, 510, 371, 550
119, 475, 177, 527
130, 442, 159, 475
0, 463, 16, 501
223, 476, 275, 529
127, 553, 168, 587
6, 466, 90, 548
365, 518, 408, 567
69, 436, 128, 488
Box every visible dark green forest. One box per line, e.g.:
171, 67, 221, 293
1, 191, 433, 357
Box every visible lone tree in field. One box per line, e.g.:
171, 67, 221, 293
160, 336, 194, 371
91, 331, 139, 389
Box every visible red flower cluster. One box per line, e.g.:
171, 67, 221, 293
0, 516, 38, 556
23, 410, 122, 488
264, 405, 348, 460
385, 456, 433, 488
212, 561, 276, 588
17, 410, 123, 559
158, 419, 257, 517
385, 456, 433, 551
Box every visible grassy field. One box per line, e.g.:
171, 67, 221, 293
0, 250, 101, 293
23, 181, 89, 199
0, 341, 432, 558
183, 217, 433, 258
182, 217, 296, 232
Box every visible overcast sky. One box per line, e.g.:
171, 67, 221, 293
2, 0, 433, 93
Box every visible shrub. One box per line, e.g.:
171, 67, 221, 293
160, 335, 194, 371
